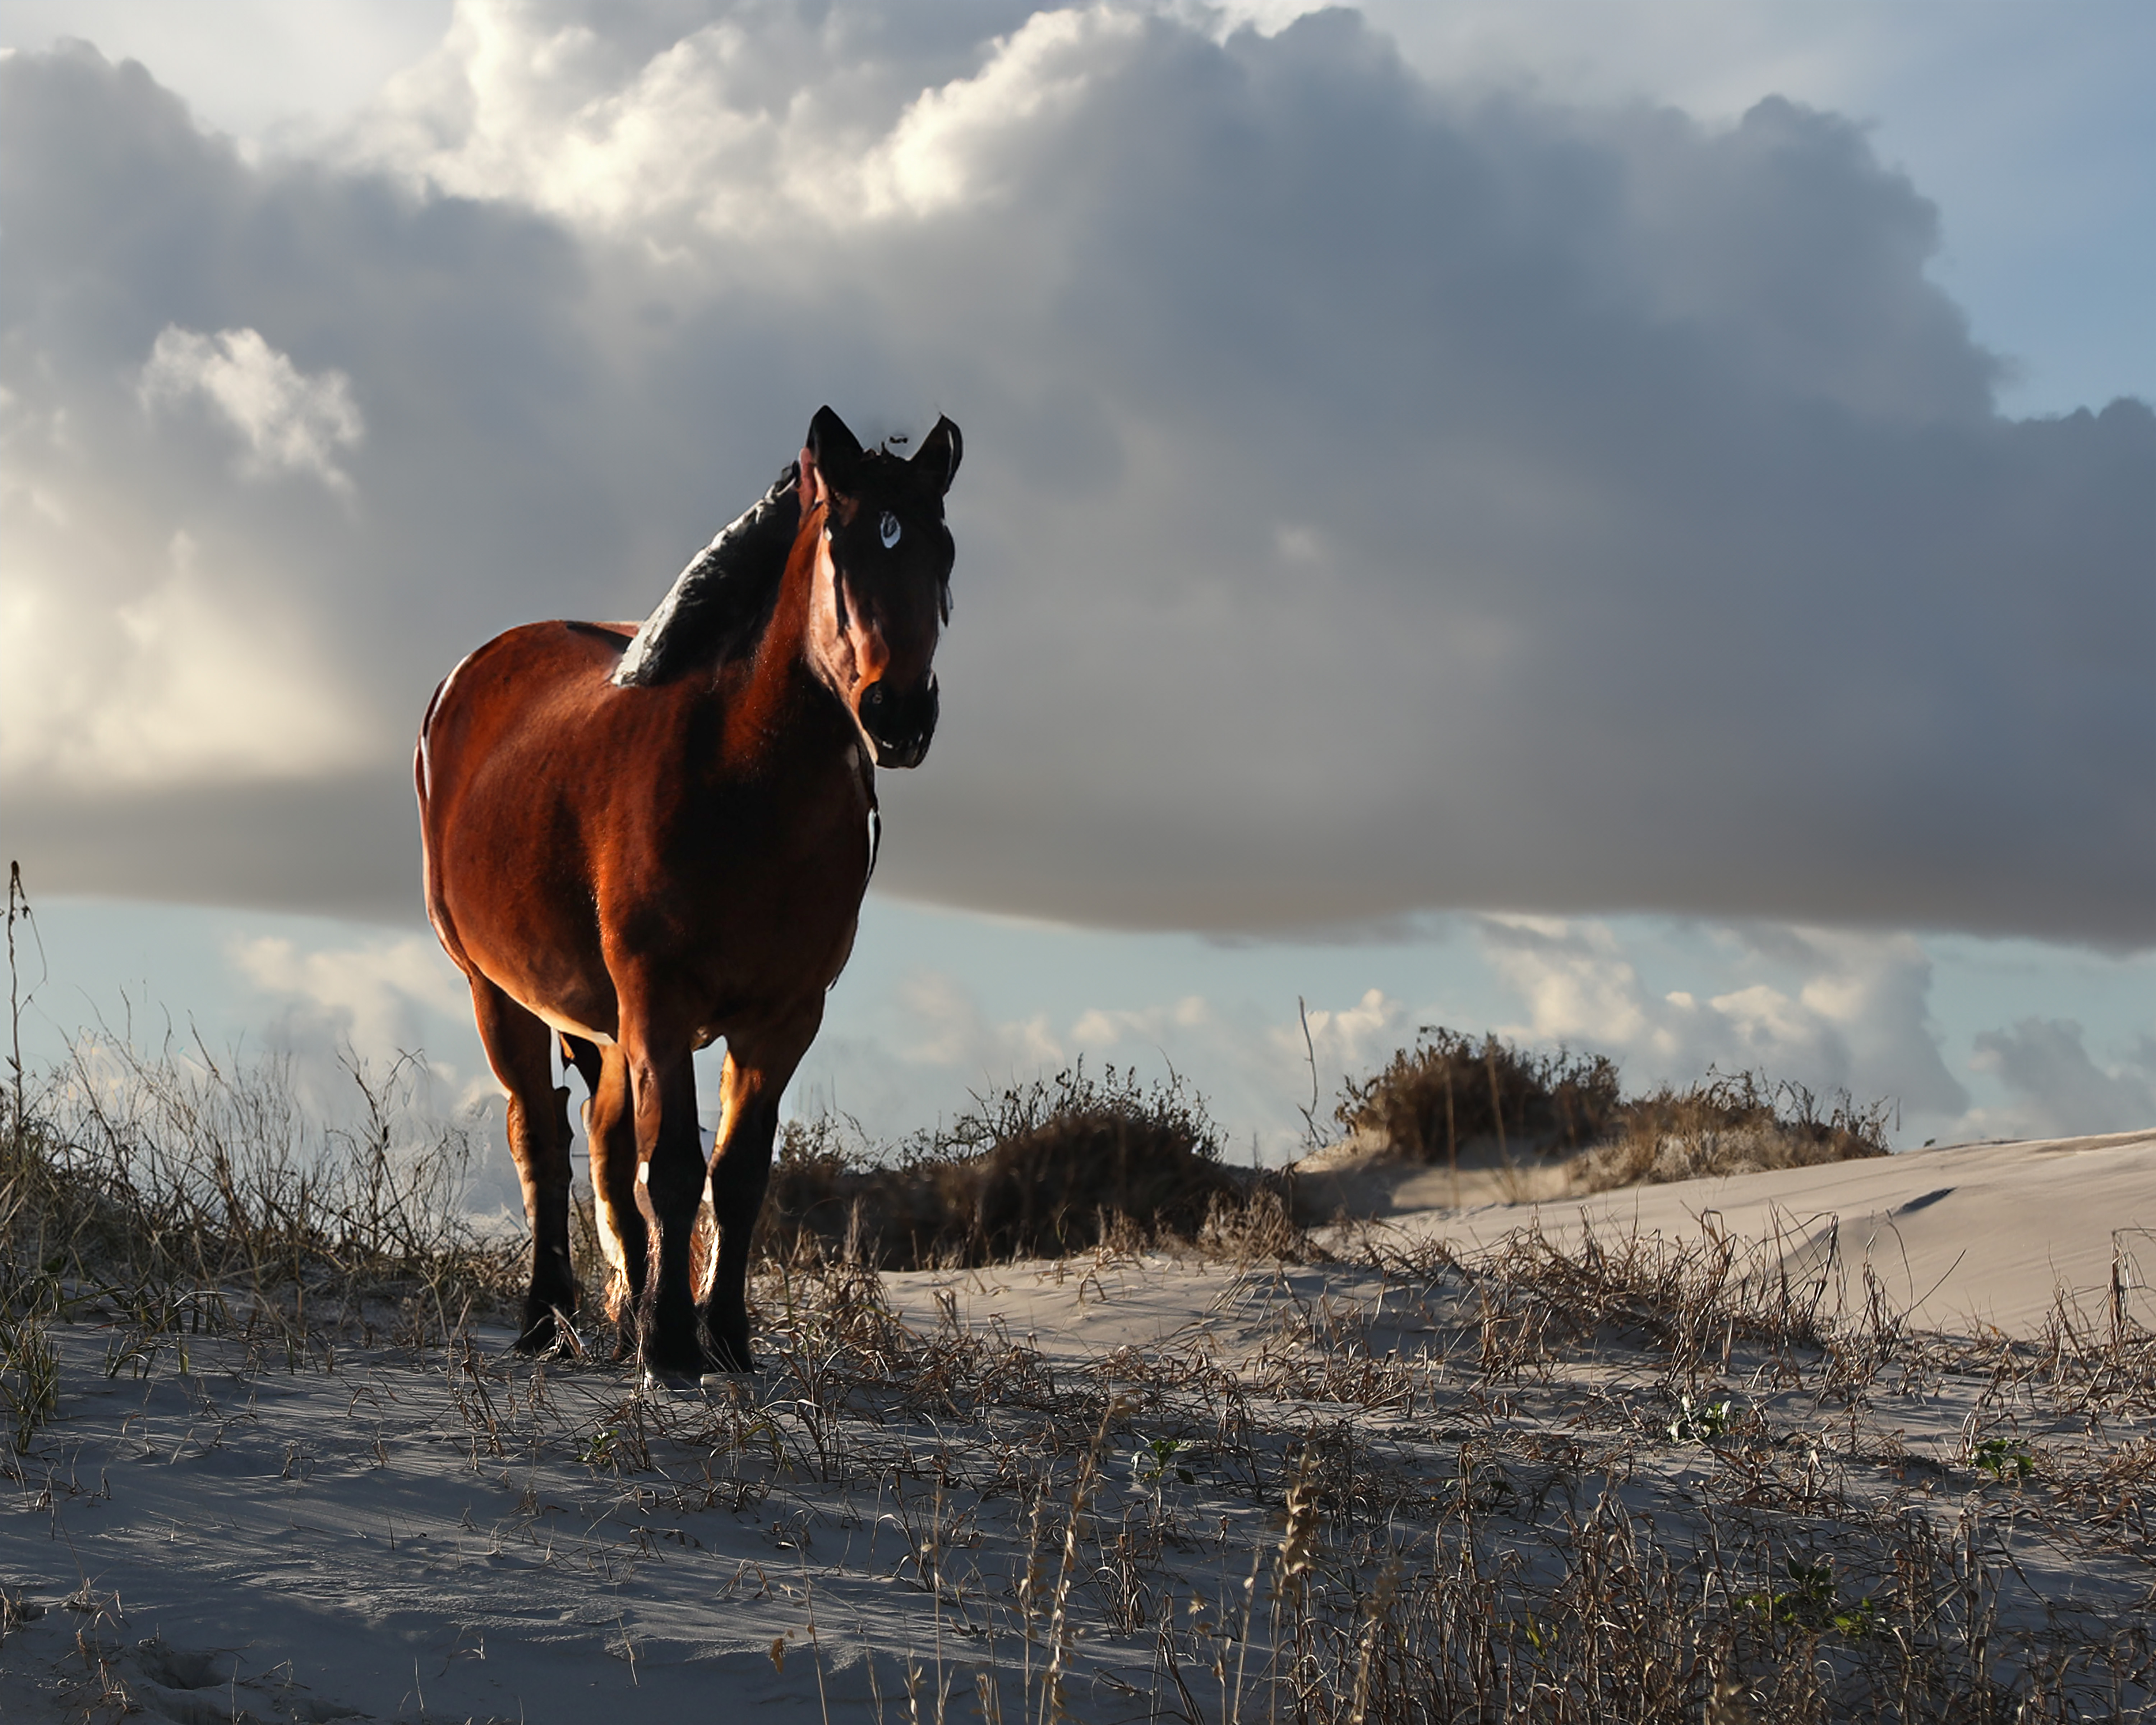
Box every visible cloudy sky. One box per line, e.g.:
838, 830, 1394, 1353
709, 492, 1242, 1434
1, 0, 2149, 1181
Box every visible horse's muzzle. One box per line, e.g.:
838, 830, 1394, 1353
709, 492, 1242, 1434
859, 673, 938, 770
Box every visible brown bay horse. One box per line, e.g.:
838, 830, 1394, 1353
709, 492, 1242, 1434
416, 407, 961, 1375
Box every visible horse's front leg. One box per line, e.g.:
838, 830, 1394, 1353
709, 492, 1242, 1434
618, 1021, 710, 1378
703, 1007, 821, 1372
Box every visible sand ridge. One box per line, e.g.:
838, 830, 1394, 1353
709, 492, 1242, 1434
1299, 1128, 2156, 1340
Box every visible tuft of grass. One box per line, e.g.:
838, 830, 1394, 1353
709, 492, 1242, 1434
0, 1298, 59, 1451
1, 1033, 523, 1360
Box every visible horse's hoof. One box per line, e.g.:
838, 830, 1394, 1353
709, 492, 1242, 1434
641, 1366, 706, 1394
514, 1301, 582, 1358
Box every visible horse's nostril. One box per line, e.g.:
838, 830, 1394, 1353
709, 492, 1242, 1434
859, 676, 938, 766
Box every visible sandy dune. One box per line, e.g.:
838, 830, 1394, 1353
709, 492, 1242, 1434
2, 1132, 2149, 1721
1297, 1128, 2156, 1340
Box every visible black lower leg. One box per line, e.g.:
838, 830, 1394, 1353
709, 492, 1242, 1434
520, 1222, 579, 1350
609, 1211, 649, 1363
637, 1152, 709, 1374
514, 1089, 580, 1353
703, 1159, 772, 1372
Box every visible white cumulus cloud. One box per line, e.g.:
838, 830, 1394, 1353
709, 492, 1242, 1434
0, 527, 377, 787
1477, 915, 1967, 1119
140, 326, 364, 493
894, 969, 1065, 1075
1270, 988, 1407, 1078
231, 930, 470, 1055
1963, 1019, 2156, 1142
1072, 993, 1211, 1047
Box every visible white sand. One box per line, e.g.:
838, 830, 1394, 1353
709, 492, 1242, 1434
2, 1131, 2148, 1721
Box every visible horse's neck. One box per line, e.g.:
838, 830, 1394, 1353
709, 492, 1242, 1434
738, 511, 832, 733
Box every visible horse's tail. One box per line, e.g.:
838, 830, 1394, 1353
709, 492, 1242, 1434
414, 677, 444, 813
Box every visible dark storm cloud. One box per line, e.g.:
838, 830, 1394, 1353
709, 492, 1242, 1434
1, 7, 2148, 943
4, 774, 416, 919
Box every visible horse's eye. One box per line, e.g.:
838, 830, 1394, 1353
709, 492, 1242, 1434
879, 511, 901, 550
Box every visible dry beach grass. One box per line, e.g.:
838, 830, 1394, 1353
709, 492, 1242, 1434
1, 1014, 2151, 1721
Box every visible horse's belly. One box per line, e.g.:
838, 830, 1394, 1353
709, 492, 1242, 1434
462, 925, 619, 1043
682, 890, 864, 1048
527, 1000, 619, 1048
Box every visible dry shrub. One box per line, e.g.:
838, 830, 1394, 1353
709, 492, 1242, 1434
1567, 1072, 1893, 1194
1336, 1027, 1622, 1161
1338, 1027, 1891, 1191
758, 1065, 1296, 1269
1197, 1183, 1308, 1260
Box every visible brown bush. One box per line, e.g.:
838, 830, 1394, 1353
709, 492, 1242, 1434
1568, 1070, 1893, 1192
1338, 1028, 1893, 1190
758, 1064, 1295, 1269
1335, 1026, 1622, 1161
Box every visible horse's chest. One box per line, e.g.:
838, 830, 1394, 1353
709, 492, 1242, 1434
682, 758, 873, 1002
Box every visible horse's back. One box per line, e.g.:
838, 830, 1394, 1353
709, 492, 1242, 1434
420, 621, 633, 800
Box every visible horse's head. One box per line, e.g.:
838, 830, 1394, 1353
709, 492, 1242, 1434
800, 405, 961, 770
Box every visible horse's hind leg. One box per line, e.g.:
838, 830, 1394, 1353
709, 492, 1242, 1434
577, 1039, 649, 1361
468, 976, 578, 1351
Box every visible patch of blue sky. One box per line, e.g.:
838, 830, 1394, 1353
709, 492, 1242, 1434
17, 895, 2148, 1170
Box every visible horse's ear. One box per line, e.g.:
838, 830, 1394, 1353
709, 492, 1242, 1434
912, 416, 962, 495
807, 406, 865, 497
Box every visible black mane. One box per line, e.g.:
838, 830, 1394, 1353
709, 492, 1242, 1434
611, 464, 802, 687
613, 435, 951, 687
